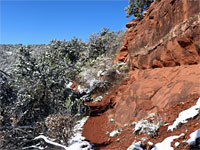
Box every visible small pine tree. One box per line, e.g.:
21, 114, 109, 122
125, 0, 153, 19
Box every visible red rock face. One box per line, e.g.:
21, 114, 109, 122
113, 0, 200, 125
116, 0, 200, 69
83, 0, 200, 149
114, 64, 200, 125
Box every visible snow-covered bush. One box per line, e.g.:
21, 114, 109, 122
133, 114, 163, 137
50, 37, 86, 64
87, 28, 124, 59
78, 56, 127, 98
133, 120, 159, 137
0, 39, 88, 149
79, 56, 113, 88
12, 45, 75, 123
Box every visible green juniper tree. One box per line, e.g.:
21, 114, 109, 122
87, 28, 124, 59
125, 0, 154, 19
11, 39, 85, 125
0, 39, 88, 149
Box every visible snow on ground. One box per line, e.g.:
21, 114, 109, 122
148, 141, 153, 146
174, 142, 180, 147
127, 141, 143, 150
67, 116, 92, 150
187, 128, 200, 146
168, 97, 200, 131
6, 51, 13, 55
67, 141, 92, 150
68, 117, 89, 143
34, 135, 68, 150
22, 135, 68, 150
151, 133, 184, 150
109, 129, 121, 137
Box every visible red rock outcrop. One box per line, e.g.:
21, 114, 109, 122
114, 64, 200, 125
116, 0, 200, 69
83, 0, 200, 149
113, 0, 200, 125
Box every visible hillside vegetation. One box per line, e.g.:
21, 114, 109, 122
0, 28, 125, 149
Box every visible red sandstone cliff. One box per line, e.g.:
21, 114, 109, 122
83, 0, 200, 149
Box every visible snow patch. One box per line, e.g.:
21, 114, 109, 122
127, 141, 143, 150
149, 113, 156, 118
175, 142, 180, 147
97, 70, 103, 77
93, 96, 103, 103
116, 69, 120, 75
77, 85, 84, 93
66, 82, 73, 88
34, 135, 67, 150
109, 118, 115, 123
130, 121, 137, 126
67, 141, 92, 150
89, 79, 98, 88
68, 117, 92, 150
23, 144, 47, 150
6, 51, 13, 55
168, 97, 200, 131
148, 141, 153, 146
109, 129, 120, 137
187, 128, 200, 146
152, 133, 184, 150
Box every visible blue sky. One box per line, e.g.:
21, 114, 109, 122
0, 0, 131, 45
